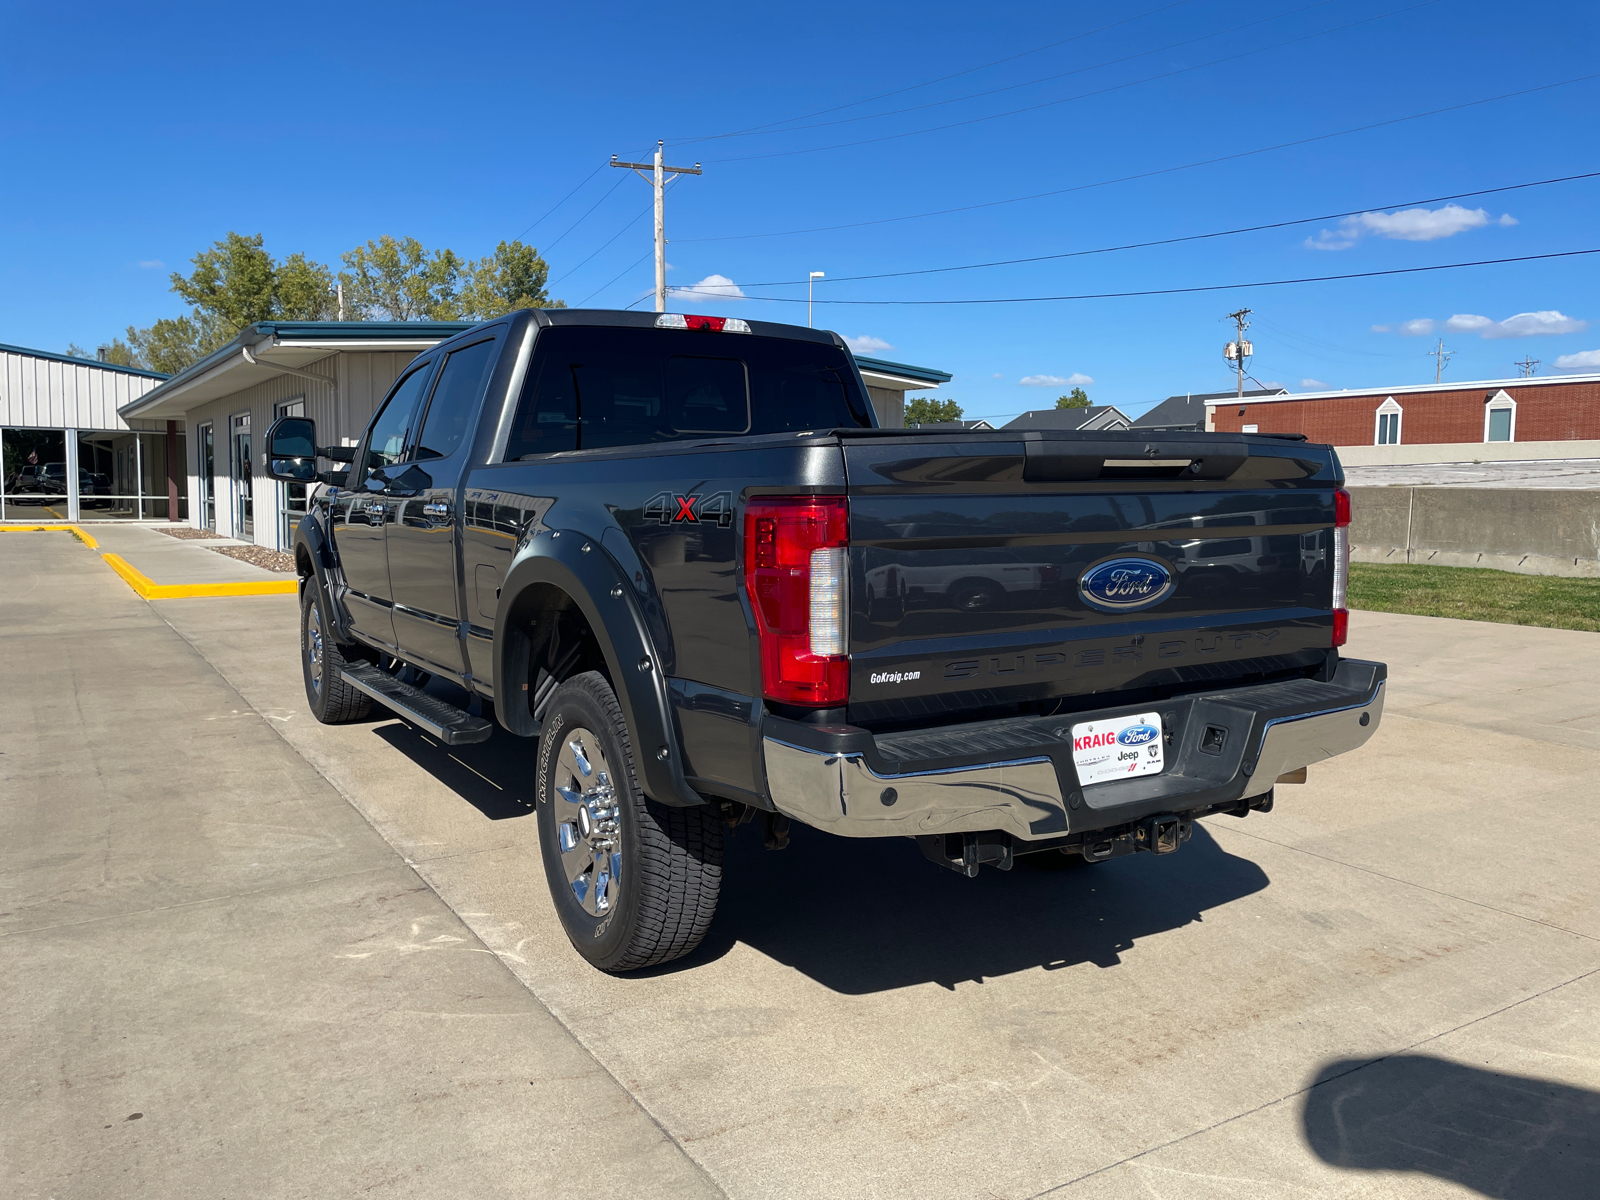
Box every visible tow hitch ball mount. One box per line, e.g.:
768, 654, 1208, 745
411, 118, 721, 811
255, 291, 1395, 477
920, 814, 1194, 876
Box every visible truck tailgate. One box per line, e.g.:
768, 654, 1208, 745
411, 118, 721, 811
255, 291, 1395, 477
843, 430, 1341, 724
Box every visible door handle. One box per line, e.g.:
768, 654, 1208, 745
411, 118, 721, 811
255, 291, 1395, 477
422, 501, 452, 519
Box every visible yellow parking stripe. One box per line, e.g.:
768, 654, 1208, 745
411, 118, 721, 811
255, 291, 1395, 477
0, 523, 99, 548
1, 524, 297, 598
99, 553, 298, 599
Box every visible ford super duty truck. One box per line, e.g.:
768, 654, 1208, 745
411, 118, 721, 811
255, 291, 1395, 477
267, 308, 1385, 972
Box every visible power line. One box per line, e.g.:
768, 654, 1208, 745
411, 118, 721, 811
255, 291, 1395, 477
546, 202, 654, 289
705, 0, 1446, 163
509, 160, 607, 243
695, 248, 1600, 307
677, 76, 1600, 243
669, 1, 1195, 145
544, 172, 631, 252
682, 0, 1336, 146
578, 249, 655, 307
720, 170, 1600, 289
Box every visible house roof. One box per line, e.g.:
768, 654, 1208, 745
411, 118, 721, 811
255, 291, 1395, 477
907, 419, 994, 431
0, 342, 171, 381
1209, 374, 1600, 406
119, 320, 476, 420
1004, 405, 1132, 431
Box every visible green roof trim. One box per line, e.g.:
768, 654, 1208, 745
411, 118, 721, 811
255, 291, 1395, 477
0, 342, 171, 380
853, 354, 953, 385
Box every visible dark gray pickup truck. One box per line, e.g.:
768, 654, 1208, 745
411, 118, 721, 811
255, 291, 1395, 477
267, 307, 1384, 972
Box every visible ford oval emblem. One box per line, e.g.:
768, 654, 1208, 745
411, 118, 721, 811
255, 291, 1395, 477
1078, 556, 1175, 613
1117, 723, 1160, 747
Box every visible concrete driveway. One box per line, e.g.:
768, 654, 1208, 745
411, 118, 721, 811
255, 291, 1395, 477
4, 531, 1598, 1197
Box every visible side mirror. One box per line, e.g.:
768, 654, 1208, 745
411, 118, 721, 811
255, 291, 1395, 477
267, 415, 319, 482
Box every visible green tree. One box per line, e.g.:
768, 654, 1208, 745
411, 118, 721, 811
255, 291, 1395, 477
1055, 387, 1090, 409
275, 252, 338, 320
458, 240, 564, 318
170, 231, 279, 336
906, 397, 964, 424
126, 317, 206, 376
338, 236, 466, 321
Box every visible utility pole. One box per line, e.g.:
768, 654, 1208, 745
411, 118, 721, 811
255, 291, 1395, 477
1515, 355, 1539, 378
1428, 338, 1454, 384
612, 142, 702, 312
1223, 308, 1252, 398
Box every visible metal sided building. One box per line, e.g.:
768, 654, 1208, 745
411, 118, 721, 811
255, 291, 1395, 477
118, 321, 474, 549
1, 344, 172, 522
117, 319, 954, 550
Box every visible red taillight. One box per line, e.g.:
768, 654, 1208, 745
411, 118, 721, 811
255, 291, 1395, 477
744, 496, 849, 706
1331, 487, 1351, 647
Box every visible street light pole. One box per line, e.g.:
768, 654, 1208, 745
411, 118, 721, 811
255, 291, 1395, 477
808, 271, 825, 327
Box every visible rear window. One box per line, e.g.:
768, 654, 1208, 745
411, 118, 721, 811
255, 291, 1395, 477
505, 326, 872, 458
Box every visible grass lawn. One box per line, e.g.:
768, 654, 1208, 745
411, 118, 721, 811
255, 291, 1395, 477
1348, 562, 1600, 633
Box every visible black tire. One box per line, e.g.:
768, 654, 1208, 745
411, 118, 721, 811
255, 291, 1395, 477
300, 584, 371, 724
536, 671, 722, 972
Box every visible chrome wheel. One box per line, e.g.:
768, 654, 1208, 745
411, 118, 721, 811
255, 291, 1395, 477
553, 726, 622, 917
304, 601, 325, 697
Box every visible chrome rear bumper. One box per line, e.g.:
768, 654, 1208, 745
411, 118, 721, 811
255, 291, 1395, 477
762, 673, 1385, 841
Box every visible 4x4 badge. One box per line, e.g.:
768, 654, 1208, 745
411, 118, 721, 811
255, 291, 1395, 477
644, 490, 733, 528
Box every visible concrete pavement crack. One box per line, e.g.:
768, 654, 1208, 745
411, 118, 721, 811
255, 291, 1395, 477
1027, 962, 1600, 1197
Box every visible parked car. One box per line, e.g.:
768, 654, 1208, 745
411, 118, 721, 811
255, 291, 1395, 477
270, 308, 1384, 973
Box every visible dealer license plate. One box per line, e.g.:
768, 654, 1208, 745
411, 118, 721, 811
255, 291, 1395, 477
1070, 711, 1165, 786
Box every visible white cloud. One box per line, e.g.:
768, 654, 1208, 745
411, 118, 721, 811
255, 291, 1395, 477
1259, 381, 1285, 391
671, 274, 745, 302
1435, 310, 1588, 339
1019, 372, 1094, 387
1304, 204, 1513, 251
1481, 310, 1587, 339
992, 373, 1004, 379
1300, 378, 1328, 390
1370, 324, 1391, 333
138, 259, 165, 269
1397, 318, 1435, 336
1553, 349, 1600, 371
843, 334, 893, 353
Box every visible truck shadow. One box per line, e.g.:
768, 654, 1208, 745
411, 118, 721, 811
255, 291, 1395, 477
357, 691, 1270, 992
689, 817, 1269, 993
1301, 1054, 1600, 1198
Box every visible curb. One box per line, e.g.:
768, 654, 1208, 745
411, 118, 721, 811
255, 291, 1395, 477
2, 524, 298, 599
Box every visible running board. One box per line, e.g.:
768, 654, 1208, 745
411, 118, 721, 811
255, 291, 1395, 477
340, 662, 494, 745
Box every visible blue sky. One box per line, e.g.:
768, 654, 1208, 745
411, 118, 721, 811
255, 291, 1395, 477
2, 0, 1596, 420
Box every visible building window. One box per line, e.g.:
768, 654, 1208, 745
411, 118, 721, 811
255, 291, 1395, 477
1484, 390, 1516, 443
1375, 397, 1403, 445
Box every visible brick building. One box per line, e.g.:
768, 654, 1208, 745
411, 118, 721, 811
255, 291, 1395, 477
1205, 373, 1600, 447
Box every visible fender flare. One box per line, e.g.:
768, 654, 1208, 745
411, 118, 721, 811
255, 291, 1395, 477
493, 530, 701, 808
289, 513, 355, 645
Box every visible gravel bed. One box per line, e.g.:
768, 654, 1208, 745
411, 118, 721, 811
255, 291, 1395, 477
155, 525, 225, 540
207, 545, 297, 573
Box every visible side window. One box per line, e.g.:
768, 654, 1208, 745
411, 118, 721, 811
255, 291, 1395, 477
505, 354, 580, 459
413, 339, 498, 462
357, 362, 433, 486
